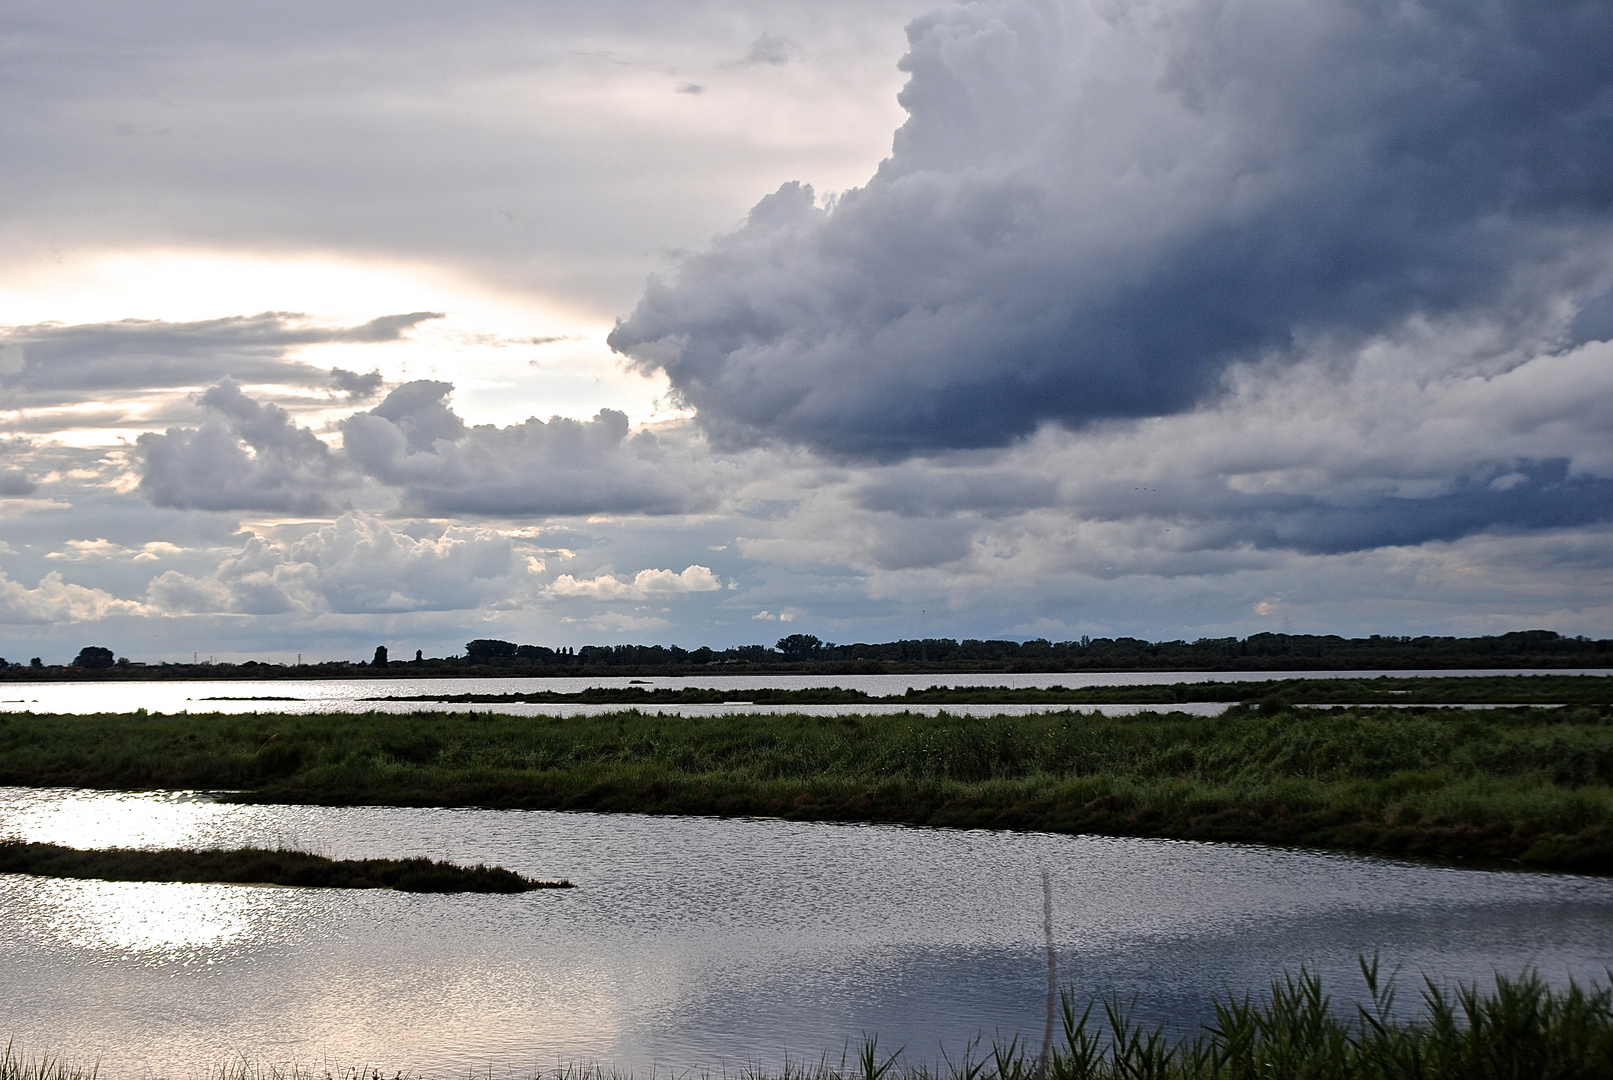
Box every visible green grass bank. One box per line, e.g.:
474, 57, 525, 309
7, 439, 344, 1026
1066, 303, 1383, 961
0, 842, 568, 892
6, 964, 1612, 1079
363, 673, 1613, 707
3, 705, 1613, 870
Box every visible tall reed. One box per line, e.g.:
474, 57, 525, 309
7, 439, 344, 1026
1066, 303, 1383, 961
0, 1041, 96, 1080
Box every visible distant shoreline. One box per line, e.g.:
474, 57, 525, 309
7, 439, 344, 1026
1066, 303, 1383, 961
355, 674, 1613, 707
8, 630, 1608, 680
5, 660, 1612, 683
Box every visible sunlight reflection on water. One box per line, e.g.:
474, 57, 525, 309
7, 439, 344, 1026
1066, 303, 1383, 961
3, 787, 1613, 1078
4, 669, 1607, 717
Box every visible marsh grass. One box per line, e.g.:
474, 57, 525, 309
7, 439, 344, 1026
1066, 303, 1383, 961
0, 842, 569, 892
10, 963, 1612, 1079
1, 1042, 95, 1080
366, 674, 1613, 708
4, 706, 1613, 868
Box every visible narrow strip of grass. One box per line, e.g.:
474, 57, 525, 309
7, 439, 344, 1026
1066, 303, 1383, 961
0, 842, 570, 892
363, 673, 1613, 707
7, 963, 1611, 1079
3, 705, 1612, 870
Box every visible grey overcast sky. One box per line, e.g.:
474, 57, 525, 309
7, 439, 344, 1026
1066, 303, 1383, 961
3, 0, 1613, 662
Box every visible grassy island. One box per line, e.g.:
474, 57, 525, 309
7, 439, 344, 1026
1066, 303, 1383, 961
0, 841, 570, 892
361, 673, 1613, 708
3, 702, 1612, 871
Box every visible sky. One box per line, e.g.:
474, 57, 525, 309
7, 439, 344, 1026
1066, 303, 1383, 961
2, 0, 1613, 663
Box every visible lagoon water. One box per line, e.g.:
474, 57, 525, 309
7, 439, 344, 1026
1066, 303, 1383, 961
3, 668, 1608, 717
3, 786, 1613, 1077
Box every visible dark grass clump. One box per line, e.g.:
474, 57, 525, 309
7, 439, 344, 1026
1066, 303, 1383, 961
0, 841, 571, 892
1013, 960, 1613, 1080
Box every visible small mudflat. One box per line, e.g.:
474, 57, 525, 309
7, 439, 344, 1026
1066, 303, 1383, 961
0, 841, 572, 892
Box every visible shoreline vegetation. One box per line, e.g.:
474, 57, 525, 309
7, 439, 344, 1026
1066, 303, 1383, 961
357, 674, 1613, 707
6, 964, 1612, 1079
3, 702, 1612, 871
5, 630, 1610, 681
0, 842, 569, 892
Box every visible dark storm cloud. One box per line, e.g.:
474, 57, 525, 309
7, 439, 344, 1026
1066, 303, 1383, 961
135, 380, 720, 518
0, 437, 39, 498
0, 311, 442, 406
1090, 460, 1613, 556
1216, 462, 1613, 555
0, 470, 37, 497
329, 367, 385, 402
737, 33, 800, 66
609, 0, 1613, 457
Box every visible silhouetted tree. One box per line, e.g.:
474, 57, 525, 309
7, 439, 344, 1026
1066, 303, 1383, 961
466, 639, 518, 660
72, 646, 115, 669
372, 645, 389, 667
776, 634, 822, 661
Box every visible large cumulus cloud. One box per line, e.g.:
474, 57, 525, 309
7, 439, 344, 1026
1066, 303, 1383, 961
341, 382, 719, 516
135, 379, 351, 513
136, 380, 720, 518
609, 0, 1613, 456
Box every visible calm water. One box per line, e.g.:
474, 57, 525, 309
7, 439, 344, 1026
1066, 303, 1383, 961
3, 787, 1612, 1077
3, 668, 1606, 717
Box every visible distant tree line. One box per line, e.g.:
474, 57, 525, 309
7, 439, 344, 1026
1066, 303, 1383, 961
4, 629, 1608, 680
456, 628, 1610, 672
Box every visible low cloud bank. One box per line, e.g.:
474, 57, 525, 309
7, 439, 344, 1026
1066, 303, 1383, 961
145, 515, 514, 615
0, 311, 441, 408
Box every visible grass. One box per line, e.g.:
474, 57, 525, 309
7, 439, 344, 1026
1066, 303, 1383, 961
364, 674, 1613, 707
0, 841, 569, 892
7, 962, 1612, 1079
3, 705, 1613, 870
0, 1042, 96, 1080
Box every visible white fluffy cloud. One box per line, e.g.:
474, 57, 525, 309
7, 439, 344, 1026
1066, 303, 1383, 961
0, 570, 145, 624
546, 564, 723, 601
145, 515, 516, 615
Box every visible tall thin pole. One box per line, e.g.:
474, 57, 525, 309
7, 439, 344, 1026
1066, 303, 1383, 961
1037, 869, 1057, 1078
